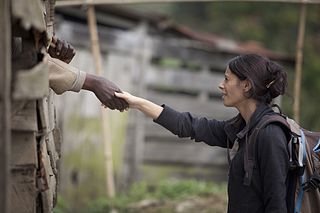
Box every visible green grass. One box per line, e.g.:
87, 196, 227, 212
54, 180, 227, 213
57, 110, 228, 213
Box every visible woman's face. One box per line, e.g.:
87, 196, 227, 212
219, 67, 248, 108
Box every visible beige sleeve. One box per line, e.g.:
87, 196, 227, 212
47, 55, 86, 95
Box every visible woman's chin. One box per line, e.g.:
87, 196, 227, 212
222, 100, 232, 107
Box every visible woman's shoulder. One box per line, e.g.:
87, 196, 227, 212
257, 122, 289, 148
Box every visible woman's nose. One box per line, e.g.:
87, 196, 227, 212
218, 82, 224, 91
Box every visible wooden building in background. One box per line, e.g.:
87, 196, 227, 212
54, 5, 294, 190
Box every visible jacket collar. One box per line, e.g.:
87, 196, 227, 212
224, 104, 275, 142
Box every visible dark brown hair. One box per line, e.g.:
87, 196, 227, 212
228, 54, 287, 104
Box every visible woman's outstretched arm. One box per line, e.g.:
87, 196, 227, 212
116, 91, 228, 147
115, 92, 163, 119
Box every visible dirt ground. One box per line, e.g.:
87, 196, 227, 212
128, 195, 227, 213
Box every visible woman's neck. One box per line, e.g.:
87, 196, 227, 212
237, 99, 259, 124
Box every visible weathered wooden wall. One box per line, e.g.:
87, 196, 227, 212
8, 0, 61, 212
55, 19, 238, 190
55, 7, 292, 192
0, 0, 11, 212
120, 31, 238, 188
10, 95, 61, 213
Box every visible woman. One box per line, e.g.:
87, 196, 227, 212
115, 54, 291, 212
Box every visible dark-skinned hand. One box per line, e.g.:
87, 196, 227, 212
83, 73, 129, 111
48, 36, 76, 64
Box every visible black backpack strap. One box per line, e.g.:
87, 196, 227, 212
243, 114, 290, 186
227, 139, 231, 164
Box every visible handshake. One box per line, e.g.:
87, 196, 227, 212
48, 36, 128, 111
82, 73, 129, 111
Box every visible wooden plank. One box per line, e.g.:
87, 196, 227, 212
87, 5, 116, 197
293, 5, 307, 123
143, 140, 228, 166
39, 137, 56, 212
0, 0, 11, 211
145, 67, 224, 95
11, 131, 38, 167
10, 167, 37, 213
11, 100, 37, 131
152, 38, 234, 70
41, 180, 56, 213
56, 0, 320, 7
57, 21, 232, 71
143, 121, 214, 139
12, 60, 49, 100
129, 116, 233, 140
145, 91, 237, 120
141, 164, 228, 182
56, 20, 153, 58
37, 93, 59, 134
37, 97, 49, 132
121, 118, 139, 189
52, 128, 62, 158
11, 101, 28, 117
121, 25, 152, 189
56, 7, 137, 32
47, 91, 56, 132
45, 131, 59, 176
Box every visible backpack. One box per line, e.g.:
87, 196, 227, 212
241, 112, 320, 213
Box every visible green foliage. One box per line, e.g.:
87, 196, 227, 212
152, 180, 225, 200
60, 112, 128, 212
55, 180, 227, 213
54, 196, 70, 213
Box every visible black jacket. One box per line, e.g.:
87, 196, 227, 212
154, 104, 290, 213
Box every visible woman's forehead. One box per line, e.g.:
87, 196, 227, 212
225, 67, 232, 75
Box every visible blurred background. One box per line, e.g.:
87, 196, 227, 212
53, 2, 320, 213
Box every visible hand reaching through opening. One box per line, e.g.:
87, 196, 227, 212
48, 36, 76, 64
83, 73, 129, 111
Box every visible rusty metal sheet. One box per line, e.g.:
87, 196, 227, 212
12, 0, 46, 32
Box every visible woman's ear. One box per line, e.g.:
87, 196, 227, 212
242, 79, 252, 93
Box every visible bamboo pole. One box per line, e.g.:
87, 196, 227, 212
0, 0, 11, 212
293, 4, 307, 123
56, 0, 320, 7
87, 5, 115, 197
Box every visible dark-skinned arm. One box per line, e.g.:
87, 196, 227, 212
82, 73, 128, 111
48, 37, 128, 111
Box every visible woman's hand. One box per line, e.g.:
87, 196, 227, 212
115, 91, 163, 119
114, 91, 142, 109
